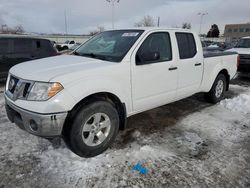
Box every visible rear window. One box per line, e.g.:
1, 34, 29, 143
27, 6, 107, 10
33, 39, 54, 52
13, 39, 32, 53
176, 33, 197, 59
0, 39, 10, 54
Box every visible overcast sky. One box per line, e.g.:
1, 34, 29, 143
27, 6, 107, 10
0, 0, 249, 35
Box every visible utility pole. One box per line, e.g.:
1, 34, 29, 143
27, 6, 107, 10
106, 0, 120, 29
157, 17, 160, 27
198, 12, 208, 36
64, 9, 68, 35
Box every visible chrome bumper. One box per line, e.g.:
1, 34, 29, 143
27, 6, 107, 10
5, 95, 68, 137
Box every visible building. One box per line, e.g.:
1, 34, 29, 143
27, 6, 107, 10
224, 23, 250, 42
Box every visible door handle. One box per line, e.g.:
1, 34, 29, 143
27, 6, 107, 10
195, 63, 202, 66
168, 67, 178, 71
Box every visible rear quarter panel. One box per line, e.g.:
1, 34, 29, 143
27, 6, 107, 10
200, 54, 237, 92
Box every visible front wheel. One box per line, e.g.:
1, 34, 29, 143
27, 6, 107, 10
66, 101, 119, 158
204, 74, 227, 104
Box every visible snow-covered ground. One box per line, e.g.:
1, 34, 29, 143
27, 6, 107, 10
0, 81, 250, 188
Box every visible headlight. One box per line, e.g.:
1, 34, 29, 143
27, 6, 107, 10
27, 82, 63, 101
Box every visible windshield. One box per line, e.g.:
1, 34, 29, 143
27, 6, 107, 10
235, 39, 250, 48
74, 30, 144, 62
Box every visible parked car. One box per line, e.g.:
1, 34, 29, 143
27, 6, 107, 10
59, 43, 82, 55
56, 40, 76, 51
202, 41, 223, 52
0, 36, 58, 81
227, 37, 250, 74
5, 28, 238, 157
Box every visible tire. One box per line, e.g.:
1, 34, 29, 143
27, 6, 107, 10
62, 46, 68, 50
204, 74, 227, 104
66, 101, 119, 158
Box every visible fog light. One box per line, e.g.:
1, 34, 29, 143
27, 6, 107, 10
30, 120, 38, 131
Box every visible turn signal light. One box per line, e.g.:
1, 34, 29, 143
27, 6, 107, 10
48, 83, 64, 97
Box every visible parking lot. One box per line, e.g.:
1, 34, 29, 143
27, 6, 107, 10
0, 76, 249, 188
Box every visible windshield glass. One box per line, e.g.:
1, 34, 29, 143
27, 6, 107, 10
235, 38, 250, 48
74, 30, 144, 62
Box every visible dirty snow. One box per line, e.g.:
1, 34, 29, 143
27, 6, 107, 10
220, 93, 250, 114
0, 81, 250, 187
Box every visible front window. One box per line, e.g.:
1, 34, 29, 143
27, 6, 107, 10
74, 30, 144, 62
235, 39, 250, 48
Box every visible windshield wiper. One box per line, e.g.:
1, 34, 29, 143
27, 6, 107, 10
73, 51, 81, 56
81, 53, 107, 60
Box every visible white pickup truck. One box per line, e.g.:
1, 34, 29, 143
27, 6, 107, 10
227, 37, 250, 74
56, 40, 76, 50
5, 28, 238, 157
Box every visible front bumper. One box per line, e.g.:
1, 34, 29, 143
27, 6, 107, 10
238, 54, 250, 73
5, 95, 68, 138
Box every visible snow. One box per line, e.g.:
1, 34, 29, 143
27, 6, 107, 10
0, 83, 250, 187
220, 93, 250, 114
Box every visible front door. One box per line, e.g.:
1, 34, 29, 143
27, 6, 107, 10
131, 32, 178, 112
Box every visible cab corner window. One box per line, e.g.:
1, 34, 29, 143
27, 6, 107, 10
176, 33, 197, 59
136, 32, 172, 65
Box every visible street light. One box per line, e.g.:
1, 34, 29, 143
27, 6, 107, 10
106, 0, 120, 29
198, 12, 208, 36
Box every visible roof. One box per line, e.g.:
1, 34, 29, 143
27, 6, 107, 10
242, 36, 250, 39
0, 34, 50, 40
109, 27, 195, 32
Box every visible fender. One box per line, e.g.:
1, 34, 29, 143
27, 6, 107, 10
200, 58, 228, 92
61, 76, 132, 114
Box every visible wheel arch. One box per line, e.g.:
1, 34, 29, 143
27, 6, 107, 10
62, 92, 127, 138
217, 69, 230, 91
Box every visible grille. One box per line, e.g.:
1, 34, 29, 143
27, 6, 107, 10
239, 54, 250, 61
6, 75, 33, 101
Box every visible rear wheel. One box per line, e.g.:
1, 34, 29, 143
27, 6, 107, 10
66, 101, 119, 158
204, 74, 227, 104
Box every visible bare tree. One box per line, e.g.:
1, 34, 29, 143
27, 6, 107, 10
14, 25, 24, 34
182, 22, 191, 29
134, 15, 155, 27
0, 24, 24, 34
89, 26, 105, 36
97, 26, 105, 33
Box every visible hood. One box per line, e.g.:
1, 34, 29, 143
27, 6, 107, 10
10, 55, 115, 82
226, 48, 250, 55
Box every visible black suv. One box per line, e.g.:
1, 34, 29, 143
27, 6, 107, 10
0, 36, 58, 81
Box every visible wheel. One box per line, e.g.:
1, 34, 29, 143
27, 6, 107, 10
204, 74, 227, 104
67, 101, 119, 158
62, 46, 68, 50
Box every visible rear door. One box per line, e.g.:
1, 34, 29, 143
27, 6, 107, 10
32, 39, 51, 58
0, 38, 11, 80
131, 31, 178, 112
175, 32, 203, 98
10, 38, 33, 65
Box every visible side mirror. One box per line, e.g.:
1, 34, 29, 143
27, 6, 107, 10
136, 51, 160, 65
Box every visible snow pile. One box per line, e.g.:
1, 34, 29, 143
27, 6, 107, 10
220, 93, 250, 114
1, 84, 250, 187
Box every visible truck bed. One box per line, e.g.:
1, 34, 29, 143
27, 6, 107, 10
203, 51, 238, 58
